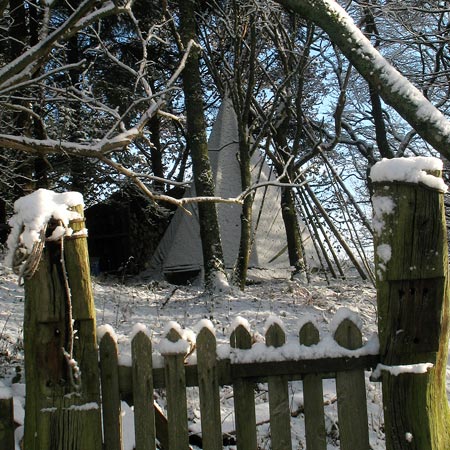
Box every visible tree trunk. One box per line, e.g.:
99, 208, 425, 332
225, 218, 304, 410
272, 109, 305, 276
232, 135, 253, 290
177, 0, 226, 291
23, 205, 102, 450
148, 115, 165, 192
281, 186, 305, 274
373, 167, 450, 450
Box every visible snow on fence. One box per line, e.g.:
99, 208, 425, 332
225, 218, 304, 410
98, 313, 380, 450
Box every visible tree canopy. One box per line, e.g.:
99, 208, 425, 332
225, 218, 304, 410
1, 0, 449, 285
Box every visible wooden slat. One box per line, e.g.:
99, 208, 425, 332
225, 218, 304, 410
266, 322, 292, 450
230, 325, 257, 450
299, 322, 327, 450
154, 402, 169, 450
132, 331, 156, 450
117, 354, 380, 395
0, 396, 15, 450
99, 333, 123, 450
230, 355, 379, 379
196, 327, 222, 450
334, 319, 370, 450
163, 328, 189, 450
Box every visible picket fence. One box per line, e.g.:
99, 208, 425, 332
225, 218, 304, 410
0, 314, 380, 450
96, 314, 379, 450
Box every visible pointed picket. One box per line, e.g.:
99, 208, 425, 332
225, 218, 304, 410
132, 331, 156, 450
265, 321, 292, 450
299, 321, 327, 450
334, 318, 370, 450
162, 327, 189, 450
99, 332, 123, 450
197, 327, 223, 450
230, 324, 257, 450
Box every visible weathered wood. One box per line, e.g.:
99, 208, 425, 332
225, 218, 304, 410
100, 333, 123, 450
162, 327, 189, 450
299, 322, 326, 450
196, 327, 222, 450
132, 331, 156, 450
230, 325, 257, 450
39, 397, 103, 450
154, 401, 169, 450
0, 396, 14, 450
117, 354, 380, 396
229, 355, 379, 380
374, 172, 450, 450
334, 319, 370, 450
64, 208, 101, 402
265, 322, 292, 450
23, 204, 102, 450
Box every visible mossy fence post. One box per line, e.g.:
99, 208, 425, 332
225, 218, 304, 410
373, 167, 450, 450
23, 204, 102, 450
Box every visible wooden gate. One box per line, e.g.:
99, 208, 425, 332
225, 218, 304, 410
98, 315, 380, 450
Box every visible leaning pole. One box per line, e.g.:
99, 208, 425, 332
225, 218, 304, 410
372, 157, 450, 450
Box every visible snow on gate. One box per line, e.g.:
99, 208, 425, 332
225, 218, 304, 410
97, 311, 382, 450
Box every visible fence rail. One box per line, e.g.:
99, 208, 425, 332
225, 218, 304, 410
98, 314, 379, 450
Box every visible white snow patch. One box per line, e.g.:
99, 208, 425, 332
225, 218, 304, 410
5, 189, 84, 268
230, 316, 251, 333
97, 324, 117, 343
376, 244, 392, 263
298, 314, 320, 333
158, 337, 191, 355
329, 307, 363, 335
162, 320, 183, 337
372, 362, 434, 379
0, 386, 12, 399
65, 402, 99, 411
194, 319, 216, 335
229, 332, 379, 364
211, 271, 230, 293
159, 322, 194, 355
370, 157, 447, 192
130, 323, 151, 340
372, 195, 395, 235
264, 315, 285, 334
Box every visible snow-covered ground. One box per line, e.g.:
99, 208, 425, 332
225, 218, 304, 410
1, 260, 449, 450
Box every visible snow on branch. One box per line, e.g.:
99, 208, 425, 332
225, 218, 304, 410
274, 0, 450, 159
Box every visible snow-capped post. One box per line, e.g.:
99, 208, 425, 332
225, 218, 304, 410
265, 319, 292, 450
161, 324, 190, 450
6, 190, 102, 450
372, 157, 450, 450
230, 320, 257, 449
299, 321, 326, 450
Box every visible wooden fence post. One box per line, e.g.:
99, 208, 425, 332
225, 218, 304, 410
373, 163, 450, 450
0, 393, 14, 450
23, 204, 102, 450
